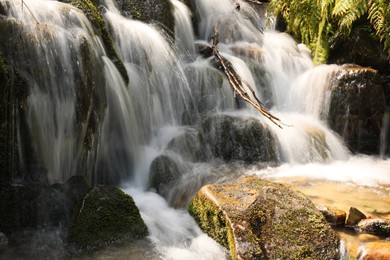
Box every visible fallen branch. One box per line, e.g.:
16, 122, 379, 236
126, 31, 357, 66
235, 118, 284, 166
211, 23, 288, 128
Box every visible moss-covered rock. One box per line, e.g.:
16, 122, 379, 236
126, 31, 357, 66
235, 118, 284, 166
201, 114, 278, 163
114, 0, 174, 35
188, 176, 340, 259
71, 0, 129, 84
328, 67, 385, 154
67, 185, 148, 251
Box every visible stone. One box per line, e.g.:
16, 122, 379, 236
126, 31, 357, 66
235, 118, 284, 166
317, 205, 346, 226
188, 176, 340, 260
357, 241, 390, 260
166, 130, 203, 162
328, 67, 385, 155
357, 218, 390, 236
358, 234, 380, 243
346, 207, 367, 226
201, 114, 279, 163
67, 185, 148, 251
148, 155, 183, 197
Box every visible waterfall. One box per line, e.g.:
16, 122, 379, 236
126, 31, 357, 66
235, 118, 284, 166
1, 0, 107, 183
1, 0, 389, 258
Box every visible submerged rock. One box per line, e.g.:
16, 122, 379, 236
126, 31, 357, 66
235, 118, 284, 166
201, 114, 278, 163
328, 67, 385, 155
188, 176, 340, 259
67, 185, 148, 251
0, 232, 8, 249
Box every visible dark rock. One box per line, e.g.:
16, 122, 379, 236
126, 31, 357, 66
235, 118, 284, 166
201, 114, 279, 163
113, 0, 175, 35
357, 218, 390, 236
67, 185, 148, 251
148, 155, 183, 197
317, 205, 346, 226
188, 176, 340, 259
346, 207, 367, 226
328, 67, 385, 154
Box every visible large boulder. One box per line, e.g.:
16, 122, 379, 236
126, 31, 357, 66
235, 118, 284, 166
188, 176, 340, 259
201, 114, 278, 163
67, 185, 148, 251
328, 67, 385, 154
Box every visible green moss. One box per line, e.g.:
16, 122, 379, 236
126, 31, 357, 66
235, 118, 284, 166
71, 0, 129, 84
68, 185, 148, 251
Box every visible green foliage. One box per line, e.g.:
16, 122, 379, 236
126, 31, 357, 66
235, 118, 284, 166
270, 0, 390, 64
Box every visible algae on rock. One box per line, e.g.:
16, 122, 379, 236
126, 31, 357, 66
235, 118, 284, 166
188, 176, 340, 259
67, 185, 148, 251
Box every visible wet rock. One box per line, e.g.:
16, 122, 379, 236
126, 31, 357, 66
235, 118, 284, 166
328, 67, 385, 154
317, 205, 346, 226
346, 207, 367, 226
113, 0, 174, 34
148, 155, 184, 197
188, 176, 340, 260
166, 130, 204, 162
201, 114, 279, 163
67, 185, 148, 251
357, 218, 390, 236
357, 241, 390, 260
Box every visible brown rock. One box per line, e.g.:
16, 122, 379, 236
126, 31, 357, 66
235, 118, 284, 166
357, 241, 390, 260
346, 207, 367, 226
317, 205, 346, 226
188, 176, 340, 260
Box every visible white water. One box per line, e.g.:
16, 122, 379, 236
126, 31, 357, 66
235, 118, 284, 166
1, 0, 389, 259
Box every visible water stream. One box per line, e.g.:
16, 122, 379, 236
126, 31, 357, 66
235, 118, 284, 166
0, 0, 389, 259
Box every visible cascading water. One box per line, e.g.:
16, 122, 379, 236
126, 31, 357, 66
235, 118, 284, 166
1, 0, 389, 258
1, 0, 108, 183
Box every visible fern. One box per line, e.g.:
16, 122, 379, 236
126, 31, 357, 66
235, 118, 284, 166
269, 0, 390, 63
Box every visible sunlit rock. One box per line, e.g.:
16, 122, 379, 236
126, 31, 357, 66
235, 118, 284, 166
67, 185, 148, 251
357, 241, 390, 260
346, 207, 367, 226
188, 176, 340, 259
201, 114, 278, 163
317, 205, 346, 226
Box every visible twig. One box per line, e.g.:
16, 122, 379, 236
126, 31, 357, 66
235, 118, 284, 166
21, 0, 39, 24
211, 23, 289, 128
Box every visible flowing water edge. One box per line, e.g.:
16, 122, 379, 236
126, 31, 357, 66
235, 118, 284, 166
0, 0, 389, 259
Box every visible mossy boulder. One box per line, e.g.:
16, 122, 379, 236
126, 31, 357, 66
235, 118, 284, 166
188, 176, 340, 259
328, 67, 385, 154
67, 185, 148, 251
201, 114, 278, 163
